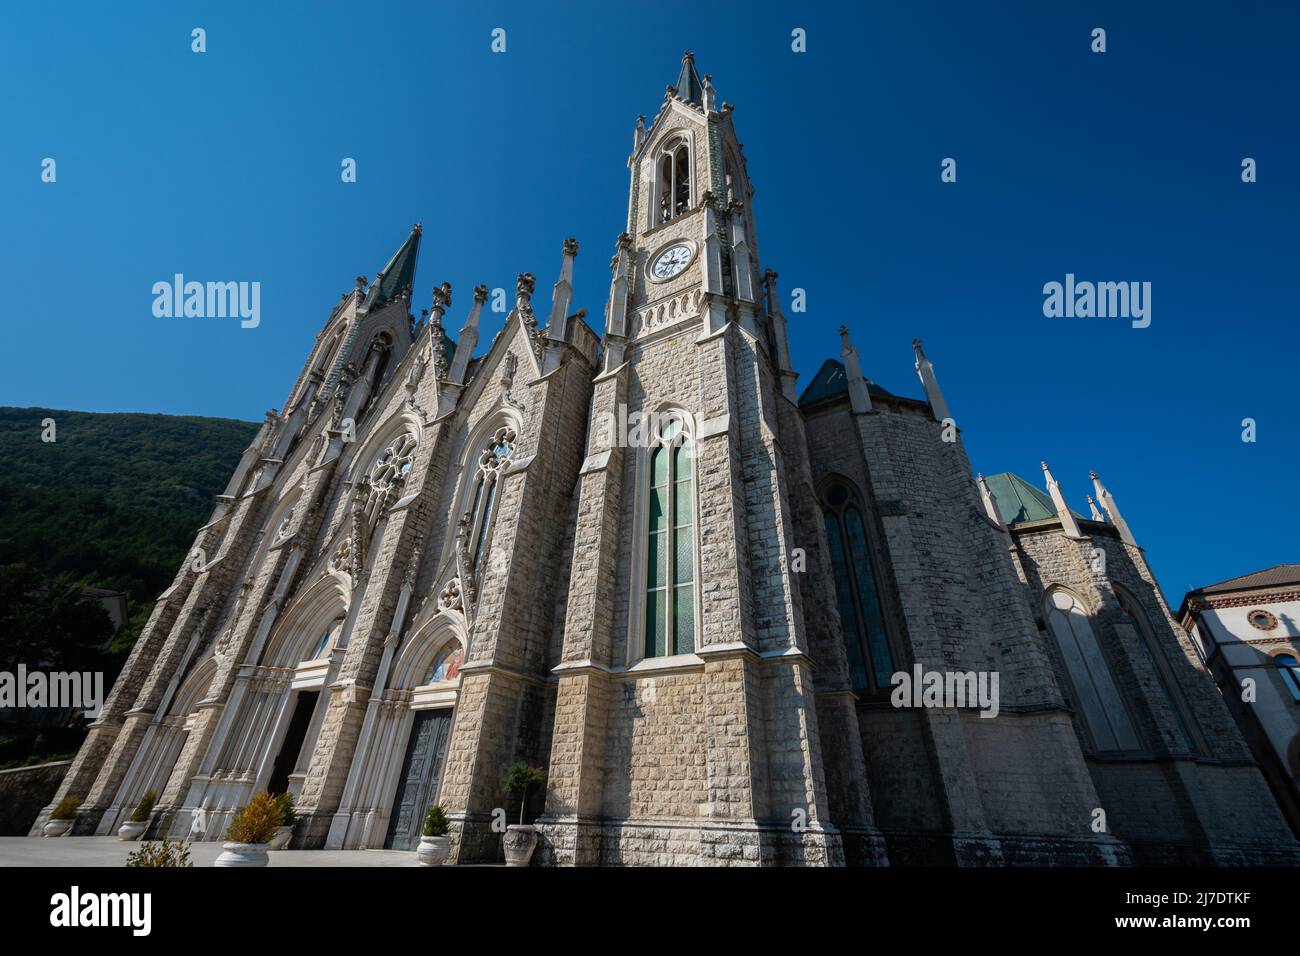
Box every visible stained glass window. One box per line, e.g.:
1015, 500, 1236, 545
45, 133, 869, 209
306, 618, 344, 662
644, 429, 695, 658
822, 484, 895, 692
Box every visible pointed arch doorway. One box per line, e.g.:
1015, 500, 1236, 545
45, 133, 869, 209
382, 638, 464, 850
385, 708, 453, 850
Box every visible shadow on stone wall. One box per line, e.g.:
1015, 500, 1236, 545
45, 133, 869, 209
0, 760, 70, 834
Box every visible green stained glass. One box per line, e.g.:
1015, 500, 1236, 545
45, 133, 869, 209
646, 590, 667, 658
825, 511, 869, 690
673, 477, 692, 527
674, 585, 695, 654
648, 487, 668, 531
674, 439, 693, 479
674, 527, 693, 584
844, 507, 894, 688
647, 531, 666, 588
650, 445, 668, 486
473, 478, 497, 571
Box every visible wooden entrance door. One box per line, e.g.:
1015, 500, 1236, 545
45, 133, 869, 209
385, 709, 453, 850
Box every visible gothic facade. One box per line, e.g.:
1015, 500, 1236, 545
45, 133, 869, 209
39, 54, 1298, 865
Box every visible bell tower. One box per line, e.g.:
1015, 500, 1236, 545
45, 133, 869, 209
604, 51, 766, 369
540, 53, 882, 866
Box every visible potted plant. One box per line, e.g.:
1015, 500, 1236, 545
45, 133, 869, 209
417, 804, 451, 866
43, 796, 81, 837
501, 762, 545, 867
126, 837, 192, 867
214, 791, 280, 867
269, 792, 296, 850
118, 790, 156, 841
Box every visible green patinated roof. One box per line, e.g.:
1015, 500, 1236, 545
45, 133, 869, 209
374, 224, 422, 306
798, 358, 898, 408
983, 472, 1083, 526
674, 52, 705, 105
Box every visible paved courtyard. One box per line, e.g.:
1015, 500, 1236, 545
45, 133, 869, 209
0, 836, 423, 867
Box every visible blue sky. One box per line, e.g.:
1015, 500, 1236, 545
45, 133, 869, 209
2, 1, 1296, 600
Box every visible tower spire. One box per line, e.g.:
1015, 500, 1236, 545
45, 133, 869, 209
1090, 471, 1137, 547
369, 223, 423, 309
1042, 461, 1084, 539
912, 338, 952, 425
673, 50, 705, 106
838, 326, 873, 414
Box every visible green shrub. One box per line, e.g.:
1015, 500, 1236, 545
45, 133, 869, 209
422, 804, 449, 837
226, 791, 280, 844
272, 791, 296, 827
128, 789, 157, 823
502, 762, 546, 825
50, 796, 81, 820
126, 838, 192, 868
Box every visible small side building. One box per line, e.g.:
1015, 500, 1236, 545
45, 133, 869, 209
1179, 565, 1300, 838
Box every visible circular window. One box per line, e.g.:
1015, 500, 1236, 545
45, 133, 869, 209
1247, 609, 1278, 632
826, 484, 849, 508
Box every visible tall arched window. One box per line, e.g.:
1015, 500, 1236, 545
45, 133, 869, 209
822, 482, 894, 691
460, 425, 515, 574
1276, 654, 1300, 701
644, 417, 695, 658
1114, 586, 1201, 753
1045, 589, 1140, 752
305, 616, 345, 662
656, 140, 691, 224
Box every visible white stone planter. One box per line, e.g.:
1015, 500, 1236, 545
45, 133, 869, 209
214, 842, 270, 867
118, 821, 148, 841
416, 834, 450, 866
502, 824, 538, 867
269, 826, 293, 851
43, 819, 73, 838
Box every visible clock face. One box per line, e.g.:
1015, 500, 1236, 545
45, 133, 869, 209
651, 243, 692, 280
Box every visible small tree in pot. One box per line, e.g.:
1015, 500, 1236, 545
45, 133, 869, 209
118, 790, 156, 841
44, 796, 81, 837
417, 804, 451, 866
215, 791, 281, 867
269, 793, 296, 850
501, 762, 545, 867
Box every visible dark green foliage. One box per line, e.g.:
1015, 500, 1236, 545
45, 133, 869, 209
0, 407, 259, 644
0, 563, 115, 674
422, 804, 449, 837
273, 791, 296, 827
0, 407, 257, 764
128, 789, 157, 823
502, 762, 546, 825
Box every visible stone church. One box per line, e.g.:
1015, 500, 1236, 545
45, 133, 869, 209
39, 53, 1297, 865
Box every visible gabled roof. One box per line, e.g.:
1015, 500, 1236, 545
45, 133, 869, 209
798, 358, 896, 408
374, 224, 422, 306
1185, 564, 1300, 597
673, 51, 705, 106
982, 472, 1083, 526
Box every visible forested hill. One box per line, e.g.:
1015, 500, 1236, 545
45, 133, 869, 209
0, 407, 260, 647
